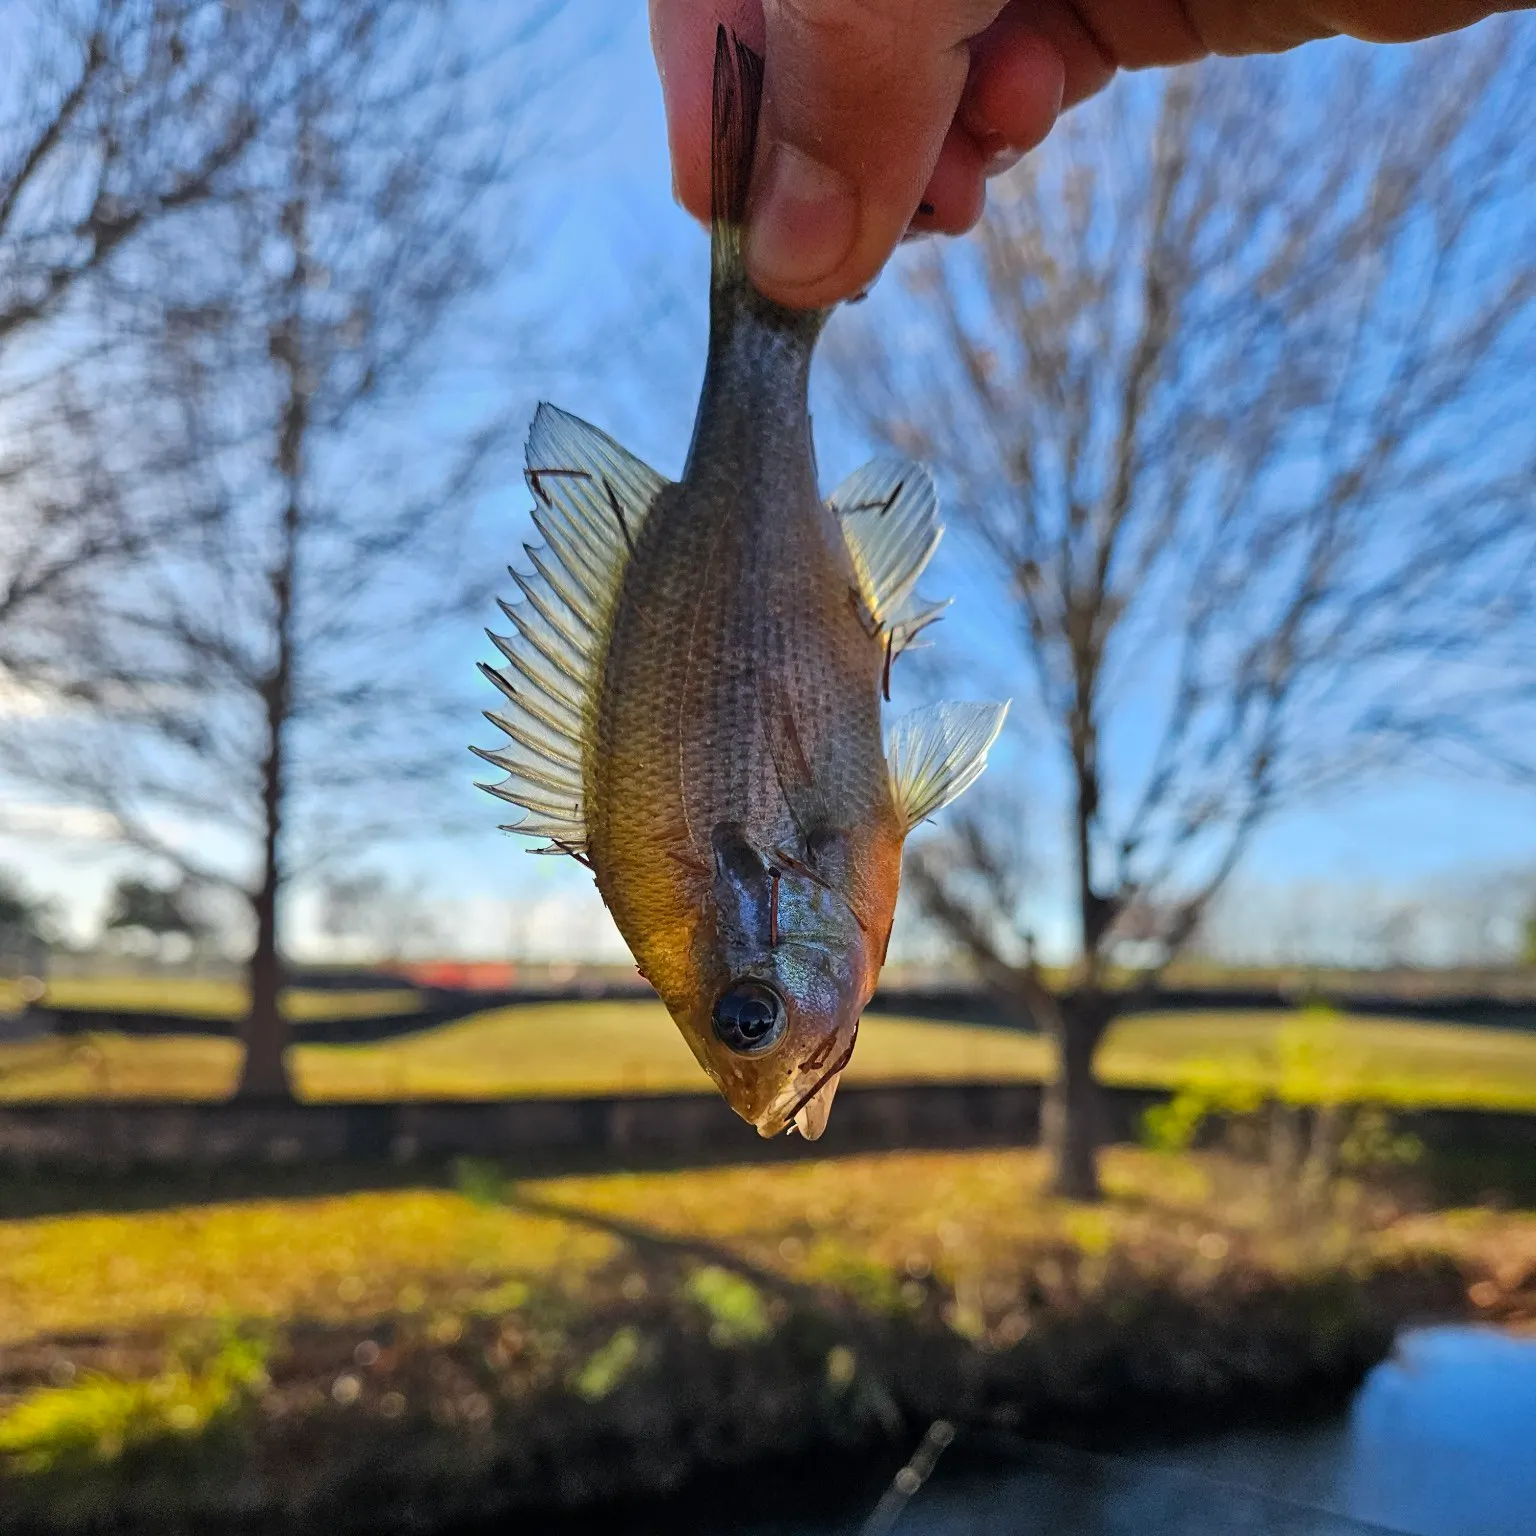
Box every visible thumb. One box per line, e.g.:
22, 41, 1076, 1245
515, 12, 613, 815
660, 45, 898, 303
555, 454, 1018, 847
747, 0, 1004, 306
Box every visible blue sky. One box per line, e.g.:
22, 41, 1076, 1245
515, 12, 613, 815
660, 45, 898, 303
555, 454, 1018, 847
3, 3, 1533, 963
461, 7, 1536, 960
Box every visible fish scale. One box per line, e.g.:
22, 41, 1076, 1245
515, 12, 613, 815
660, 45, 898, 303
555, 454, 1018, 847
475, 28, 1008, 1139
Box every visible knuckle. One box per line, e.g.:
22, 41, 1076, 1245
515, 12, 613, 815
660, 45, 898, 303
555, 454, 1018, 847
766, 0, 909, 59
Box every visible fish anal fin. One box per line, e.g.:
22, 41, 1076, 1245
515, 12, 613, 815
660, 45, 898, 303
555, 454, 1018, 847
887, 700, 1009, 833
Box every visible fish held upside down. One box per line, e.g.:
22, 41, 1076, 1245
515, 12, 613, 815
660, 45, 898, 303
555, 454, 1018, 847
476, 28, 1007, 1140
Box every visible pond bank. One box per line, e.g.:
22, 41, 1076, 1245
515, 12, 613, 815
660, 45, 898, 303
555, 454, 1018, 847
836, 1326, 1536, 1536
10, 1139, 1531, 1533
0, 1259, 1473, 1534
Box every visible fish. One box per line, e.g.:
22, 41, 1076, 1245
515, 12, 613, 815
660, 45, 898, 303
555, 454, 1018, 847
475, 27, 1007, 1141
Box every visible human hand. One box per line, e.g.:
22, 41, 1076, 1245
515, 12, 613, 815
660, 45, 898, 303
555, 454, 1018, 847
650, 0, 1524, 309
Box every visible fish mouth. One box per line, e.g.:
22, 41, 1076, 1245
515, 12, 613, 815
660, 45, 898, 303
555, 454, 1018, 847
791, 1070, 843, 1140
756, 1028, 858, 1140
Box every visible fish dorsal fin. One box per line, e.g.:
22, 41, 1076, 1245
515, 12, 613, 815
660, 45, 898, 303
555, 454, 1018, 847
829, 459, 949, 658
886, 701, 1010, 832
474, 403, 667, 856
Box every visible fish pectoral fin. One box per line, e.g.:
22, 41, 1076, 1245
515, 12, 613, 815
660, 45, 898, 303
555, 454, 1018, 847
829, 458, 944, 650
758, 672, 825, 833
887, 700, 1010, 832
474, 404, 669, 858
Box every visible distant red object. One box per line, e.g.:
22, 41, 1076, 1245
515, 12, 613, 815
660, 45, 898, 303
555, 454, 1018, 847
389, 961, 519, 990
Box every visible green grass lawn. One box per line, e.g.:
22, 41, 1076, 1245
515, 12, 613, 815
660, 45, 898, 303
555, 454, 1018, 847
32, 975, 422, 1021
1101, 1009, 1536, 1109
0, 1005, 1051, 1101
0, 1145, 1528, 1349
3, 1000, 1536, 1110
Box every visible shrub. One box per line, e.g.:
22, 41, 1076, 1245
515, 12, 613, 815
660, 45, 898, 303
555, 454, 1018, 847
0, 1330, 268, 1473
1139, 1006, 1421, 1219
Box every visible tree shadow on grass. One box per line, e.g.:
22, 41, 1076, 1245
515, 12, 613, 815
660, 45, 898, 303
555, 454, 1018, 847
0, 1136, 876, 1221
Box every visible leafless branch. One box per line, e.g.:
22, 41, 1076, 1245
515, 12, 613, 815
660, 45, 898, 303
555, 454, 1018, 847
830, 23, 1536, 1193
0, 0, 565, 1095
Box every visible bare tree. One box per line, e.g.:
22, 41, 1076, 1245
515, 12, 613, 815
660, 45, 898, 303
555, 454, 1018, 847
0, 867, 56, 1005
4, 0, 550, 1098
0, 868, 58, 945
832, 24, 1536, 1197
0, 0, 289, 675
101, 872, 208, 960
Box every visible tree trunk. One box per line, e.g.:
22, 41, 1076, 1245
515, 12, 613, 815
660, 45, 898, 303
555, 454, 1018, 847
234, 174, 307, 1103
235, 529, 299, 1098
1042, 995, 1113, 1201
1046, 676, 1116, 1199
235, 647, 293, 1100
238, 852, 289, 1100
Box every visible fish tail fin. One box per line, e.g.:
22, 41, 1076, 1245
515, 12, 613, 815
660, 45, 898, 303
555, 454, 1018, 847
710, 24, 764, 292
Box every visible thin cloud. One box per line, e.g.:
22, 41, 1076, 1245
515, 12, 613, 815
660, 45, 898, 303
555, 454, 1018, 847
0, 801, 121, 840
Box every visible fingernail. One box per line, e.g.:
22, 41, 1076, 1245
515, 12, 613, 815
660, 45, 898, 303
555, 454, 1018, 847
745, 142, 858, 292
977, 134, 1025, 178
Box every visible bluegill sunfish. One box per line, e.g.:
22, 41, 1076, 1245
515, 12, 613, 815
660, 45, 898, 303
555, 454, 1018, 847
477, 28, 1007, 1139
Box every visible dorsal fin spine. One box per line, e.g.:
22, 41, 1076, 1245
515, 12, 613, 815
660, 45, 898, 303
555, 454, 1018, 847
490, 619, 584, 690
525, 548, 599, 633
474, 407, 668, 855
496, 594, 585, 669
509, 571, 593, 650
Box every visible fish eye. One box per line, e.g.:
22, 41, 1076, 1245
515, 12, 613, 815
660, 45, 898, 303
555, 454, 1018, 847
711, 980, 786, 1055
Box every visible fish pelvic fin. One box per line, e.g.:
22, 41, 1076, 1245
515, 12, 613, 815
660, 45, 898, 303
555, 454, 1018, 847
710, 24, 764, 291
830, 458, 952, 671
474, 403, 668, 857
887, 700, 1010, 834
